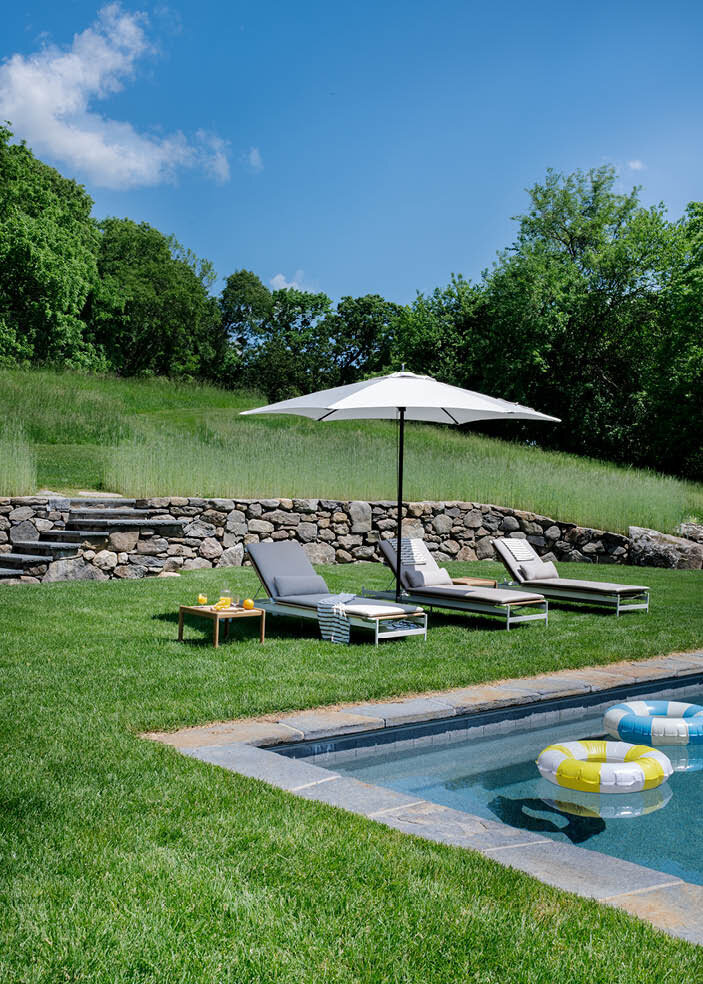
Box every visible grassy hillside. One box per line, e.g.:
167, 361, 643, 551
2, 368, 702, 534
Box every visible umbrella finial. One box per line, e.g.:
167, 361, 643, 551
401, 362, 406, 372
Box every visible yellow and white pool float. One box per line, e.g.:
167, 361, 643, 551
536, 740, 672, 793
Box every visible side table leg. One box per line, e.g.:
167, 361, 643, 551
178, 609, 184, 642
213, 616, 220, 648
260, 611, 265, 643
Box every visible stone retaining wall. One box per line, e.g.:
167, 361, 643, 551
1, 494, 669, 584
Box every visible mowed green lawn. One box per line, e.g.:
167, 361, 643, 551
2, 560, 703, 983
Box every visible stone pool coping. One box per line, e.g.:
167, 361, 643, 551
146, 650, 703, 945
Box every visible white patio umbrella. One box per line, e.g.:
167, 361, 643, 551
242, 371, 560, 600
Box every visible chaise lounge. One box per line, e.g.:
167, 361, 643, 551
373, 538, 549, 630
246, 541, 427, 645
493, 537, 650, 616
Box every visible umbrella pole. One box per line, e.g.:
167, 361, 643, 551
395, 407, 405, 602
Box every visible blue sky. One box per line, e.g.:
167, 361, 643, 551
1, 1, 701, 303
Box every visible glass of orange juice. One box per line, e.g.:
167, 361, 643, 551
197, 593, 208, 605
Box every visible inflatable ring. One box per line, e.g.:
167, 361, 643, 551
536, 740, 672, 793
604, 700, 703, 745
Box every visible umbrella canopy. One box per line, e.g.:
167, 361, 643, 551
242, 372, 560, 600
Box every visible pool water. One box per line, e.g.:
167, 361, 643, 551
334, 693, 703, 884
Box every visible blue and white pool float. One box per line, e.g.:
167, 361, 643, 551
604, 700, 703, 745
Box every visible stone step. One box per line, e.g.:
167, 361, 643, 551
68, 508, 159, 520
0, 553, 49, 568
66, 518, 186, 532
11, 541, 80, 557
41, 530, 108, 543
68, 498, 136, 507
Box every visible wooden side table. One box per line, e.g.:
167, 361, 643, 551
451, 576, 498, 588
178, 605, 266, 647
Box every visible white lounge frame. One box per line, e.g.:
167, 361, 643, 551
254, 597, 428, 646
499, 581, 649, 617
362, 589, 548, 631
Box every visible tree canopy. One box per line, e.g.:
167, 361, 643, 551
0, 126, 701, 480
0, 124, 101, 369
87, 218, 225, 379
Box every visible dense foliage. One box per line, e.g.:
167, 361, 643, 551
1, 125, 701, 478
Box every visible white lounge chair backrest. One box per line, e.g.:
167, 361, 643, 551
382, 537, 438, 588
493, 537, 540, 583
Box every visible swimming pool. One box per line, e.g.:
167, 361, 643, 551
318, 690, 703, 884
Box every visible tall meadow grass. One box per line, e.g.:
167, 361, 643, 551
0, 424, 37, 496
5, 368, 701, 533
104, 416, 703, 534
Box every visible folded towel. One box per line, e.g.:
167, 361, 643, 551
317, 593, 356, 643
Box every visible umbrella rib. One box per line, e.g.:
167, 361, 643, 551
316, 409, 337, 422
442, 407, 460, 425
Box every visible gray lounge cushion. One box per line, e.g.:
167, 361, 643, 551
519, 558, 558, 581
274, 573, 329, 597
406, 567, 453, 588
528, 578, 649, 595
406, 584, 545, 605
274, 594, 333, 607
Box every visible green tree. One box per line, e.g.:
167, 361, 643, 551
327, 294, 402, 384
219, 269, 273, 348
0, 124, 103, 368
241, 287, 333, 400
650, 203, 703, 479
394, 275, 486, 386
481, 166, 674, 464
87, 218, 225, 378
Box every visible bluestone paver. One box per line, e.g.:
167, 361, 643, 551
488, 840, 682, 899
297, 777, 425, 816
147, 720, 303, 749
276, 710, 384, 739
377, 801, 549, 851
185, 742, 340, 790
440, 684, 542, 713
500, 675, 591, 697
347, 697, 455, 725
604, 881, 703, 945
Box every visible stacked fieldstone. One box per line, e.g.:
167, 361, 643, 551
2, 495, 700, 584
5, 496, 703, 583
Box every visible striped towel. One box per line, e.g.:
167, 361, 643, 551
317, 593, 356, 644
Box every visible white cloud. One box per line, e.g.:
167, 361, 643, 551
628, 159, 646, 171
246, 146, 263, 172
0, 3, 230, 189
270, 270, 307, 291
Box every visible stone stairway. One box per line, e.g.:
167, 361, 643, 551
2, 497, 186, 582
